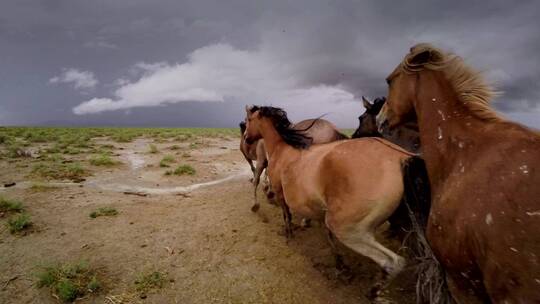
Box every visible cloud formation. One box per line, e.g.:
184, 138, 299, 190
50, 68, 98, 90
73, 43, 358, 117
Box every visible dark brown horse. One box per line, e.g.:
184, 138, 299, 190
353, 96, 420, 153
377, 43, 540, 303
240, 118, 348, 212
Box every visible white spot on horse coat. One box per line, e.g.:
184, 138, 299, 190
438, 127, 443, 140
510, 247, 519, 253
485, 213, 493, 225
526, 211, 540, 216
432, 98, 437, 102
437, 110, 446, 121
519, 165, 529, 174
536, 278, 540, 285
458, 142, 465, 148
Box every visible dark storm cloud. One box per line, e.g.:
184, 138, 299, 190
0, 0, 539, 127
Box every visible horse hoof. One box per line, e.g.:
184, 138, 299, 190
251, 204, 260, 212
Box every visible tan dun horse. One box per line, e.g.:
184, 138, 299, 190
240, 118, 347, 212
244, 105, 415, 277
377, 43, 540, 303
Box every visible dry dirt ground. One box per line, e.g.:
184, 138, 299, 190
0, 136, 417, 303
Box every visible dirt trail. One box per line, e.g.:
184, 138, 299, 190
0, 137, 416, 303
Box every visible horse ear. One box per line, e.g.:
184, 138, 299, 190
410, 50, 432, 65
362, 96, 372, 110
245, 105, 251, 114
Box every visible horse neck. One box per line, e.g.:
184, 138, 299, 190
258, 118, 290, 159
414, 71, 486, 189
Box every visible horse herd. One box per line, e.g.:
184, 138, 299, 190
238, 44, 540, 303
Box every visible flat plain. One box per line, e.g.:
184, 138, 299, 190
0, 127, 416, 303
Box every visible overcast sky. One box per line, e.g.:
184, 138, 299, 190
1, 0, 539, 128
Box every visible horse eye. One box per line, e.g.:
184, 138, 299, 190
386, 79, 391, 85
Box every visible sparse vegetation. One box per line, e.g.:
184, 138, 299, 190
0, 196, 24, 213
89, 154, 118, 166
31, 162, 87, 181
134, 271, 167, 296
36, 261, 101, 302
159, 155, 175, 167
7, 213, 32, 233
89, 207, 118, 218
168, 145, 181, 150
148, 144, 158, 154
165, 164, 196, 176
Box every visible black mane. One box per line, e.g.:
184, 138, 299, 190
250, 106, 313, 149
368, 97, 386, 115
239, 121, 246, 135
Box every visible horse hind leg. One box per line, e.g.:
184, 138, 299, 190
335, 226, 406, 277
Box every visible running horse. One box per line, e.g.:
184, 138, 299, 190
376, 43, 540, 303
244, 105, 416, 277
240, 118, 347, 212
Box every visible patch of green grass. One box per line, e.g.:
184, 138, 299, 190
31, 162, 87, 181
89, 207, 118, 218
89, 154, 118, 166
134, 271, 166, 295
7, 212, 32, 233
0, 133, 8, 144
0, 196, 24, 213
148, 144, 158, 154
36, 261, 101, 302
159, 155, 175, 168
165, 164, 196, 176
44, 153, 65, 162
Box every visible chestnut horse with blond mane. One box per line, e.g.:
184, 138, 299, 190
377, 43, 540, 303
244, 105, 416, 277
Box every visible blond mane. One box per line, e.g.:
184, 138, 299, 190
401, 43, 501, 122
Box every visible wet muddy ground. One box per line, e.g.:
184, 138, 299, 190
0, 135, 417, 303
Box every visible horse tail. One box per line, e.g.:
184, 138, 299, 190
401, 156, 431, 228
400, 156, 453, 303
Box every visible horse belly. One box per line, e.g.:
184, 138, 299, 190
282, 176, 326, 220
